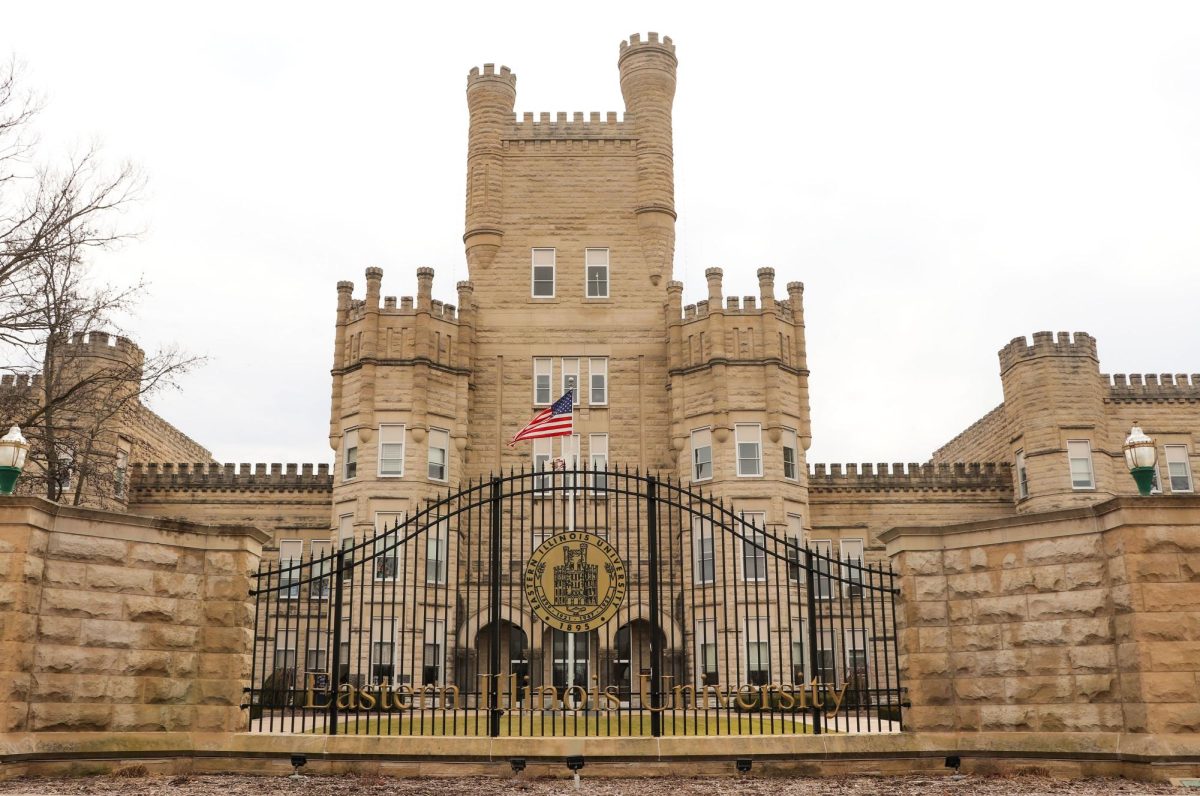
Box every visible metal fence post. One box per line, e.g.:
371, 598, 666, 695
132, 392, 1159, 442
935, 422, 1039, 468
489, 477, 503, 737
804, 546, 823, 735
646, 475, 663, 737
328, 546, 346, 736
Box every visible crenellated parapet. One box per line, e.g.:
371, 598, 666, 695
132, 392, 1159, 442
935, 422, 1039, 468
809, 462, 1013, 493
1105, 372, 1200, 402
503, 111, 635, 143
999, 330, 1097, 374
130, 462, 333, 491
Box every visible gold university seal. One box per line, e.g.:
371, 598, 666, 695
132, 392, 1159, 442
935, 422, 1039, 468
524, 531, 626, 632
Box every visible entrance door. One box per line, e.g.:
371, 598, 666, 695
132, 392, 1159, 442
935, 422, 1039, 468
551, 630, 589, 706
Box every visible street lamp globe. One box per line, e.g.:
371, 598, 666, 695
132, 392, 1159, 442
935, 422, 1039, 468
0, 426, 30, 495
1123, 424, 1158, 497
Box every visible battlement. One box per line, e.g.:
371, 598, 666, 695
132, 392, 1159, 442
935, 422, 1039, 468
0, 373, 42, 392
467, 63, 516, 89
999, 331, 1097, 373
130, 461, 333, 491
342, 268, 463, 324
676, 267, 798, 323
1106, 372, 1200, 401
618, 32, 676, 58
503, 111, 635, 141
808, 461, 1013, 493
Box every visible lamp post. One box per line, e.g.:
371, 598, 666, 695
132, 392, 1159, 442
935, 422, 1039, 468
1123, 424, 1158, 497
0, 426, 29, 495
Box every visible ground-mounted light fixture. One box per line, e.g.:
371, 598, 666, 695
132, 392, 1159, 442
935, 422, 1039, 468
290, 754, 307, 779
945, 755, 961, 772
0, 426, 29, 496
736, 758, 752, 773
1124, 424, 1159, 497
510, 758, 526, 773
566, 756, 585, 789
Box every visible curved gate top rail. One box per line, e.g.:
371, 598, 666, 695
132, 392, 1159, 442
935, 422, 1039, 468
247, 467, 903, 738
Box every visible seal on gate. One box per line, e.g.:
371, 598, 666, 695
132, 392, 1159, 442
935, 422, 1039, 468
524, 531, 626, 632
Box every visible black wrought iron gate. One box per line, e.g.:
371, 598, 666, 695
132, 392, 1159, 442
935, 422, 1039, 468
247, 468, 903, 736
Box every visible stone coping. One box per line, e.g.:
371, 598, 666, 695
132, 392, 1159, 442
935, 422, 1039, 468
881, 495, 1200, 554
2, 732, 1200, 765
0, 496, 271, 546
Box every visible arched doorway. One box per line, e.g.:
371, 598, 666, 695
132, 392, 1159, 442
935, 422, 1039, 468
611, 619, 663, 705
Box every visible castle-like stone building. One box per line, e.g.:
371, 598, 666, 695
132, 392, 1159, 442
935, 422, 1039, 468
7, 33, 1197, 737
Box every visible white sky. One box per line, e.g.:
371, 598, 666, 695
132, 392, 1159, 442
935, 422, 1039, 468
3, 1, 1198, 467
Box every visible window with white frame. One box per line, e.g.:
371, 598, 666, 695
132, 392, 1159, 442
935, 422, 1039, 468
814, 627, 837, 684
845, 629, 869, 680
585, 248, 609, 298
841, 538, 865, 597
691, 428, 712, 481
532, 248, 555, 297
426, 520, 448, 585
562, 434, 580, 492
379, 424, 405, 477
745, 616, 770, 685
310, 540, 332, 599
1016, 450, 1028, 499
1165, 445, 1193, 493
790, 621, 806, 684
782, 427, 799, 480
337, 513, 354, 550
274, 629, 297, 671
423, 620, 446, 685
735, 424, 762, 477
1067, 440, 1094, 489
532, 437, 553, 493
343, 434, 357, 481
305, 631, 327, 672
427, 428, 449, 481
693, 517, 715, 585
562, 358, 580, 405
589, 433, 608, 491
370, 619, 395, 685
278, 539, 303, 599
812, 539, 833, 599
589, 357, 608, 405
696, 618, 719, 685
740, 511, 767, 582
533, 358, 552, 405
786, 514, 804, 583
373, 512, 404, 582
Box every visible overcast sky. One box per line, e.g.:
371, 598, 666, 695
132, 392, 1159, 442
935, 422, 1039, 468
3, 1, 1198, 467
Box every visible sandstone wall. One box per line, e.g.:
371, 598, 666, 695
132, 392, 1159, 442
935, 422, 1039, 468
885, 496, 1200, 735
0, 497, 266, 734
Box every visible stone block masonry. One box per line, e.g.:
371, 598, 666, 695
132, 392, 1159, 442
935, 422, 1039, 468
0, 497, 266, 734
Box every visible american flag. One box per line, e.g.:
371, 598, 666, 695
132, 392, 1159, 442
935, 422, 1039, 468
508, 389, 574, 446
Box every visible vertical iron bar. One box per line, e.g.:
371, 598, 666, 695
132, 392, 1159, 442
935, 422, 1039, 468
804, 546, 822, 735
646, 475, 663, 738
489, 477, 503, 737
328, 545, 346, 736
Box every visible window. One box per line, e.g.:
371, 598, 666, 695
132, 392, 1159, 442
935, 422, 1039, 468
845, 629, 869, 682
114, 438, 131, 498
274, 630, 297, 672
424, 620, 446, 686
370, 620, 395, 685
310, 540, 332, 599
373, 513, 403, 582
812, 539, 833, 599
786, 514, 804, 583
1165, 445, 1193, 493
697, 618, 718, 685
562, 358, 580, 405
589, 433, 608, 491
532, 248, 555, 297
426, 520, 448, 584
814, 627, 837, 685
378, 424, 405, 477
533, 438, 553, 493
1015, 450, 1028, 499
782, 428, 798, 480
735, 424, 762, 477
278, 539, 302, 599
533, 358, 552, 405
562, 434, 580, 493
337, 514, 354, 550
589, 358, 608, 405
551, 630, 589, 693
343, 434, 357, 481
740, 512, 767, 582
691, 428, 712, 481
693, 518, 715, 585
305, 631, 327, 672
745, 617, 770, 686
427, 428, 449, 481
841, 538, 865, 597
1067, 440, 1094, 490
585, 248, 609, 298
790, 621, 806, 684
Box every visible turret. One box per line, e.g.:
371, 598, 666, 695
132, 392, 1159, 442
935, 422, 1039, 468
619, 33, 678, 286
464, 64, 516, 273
